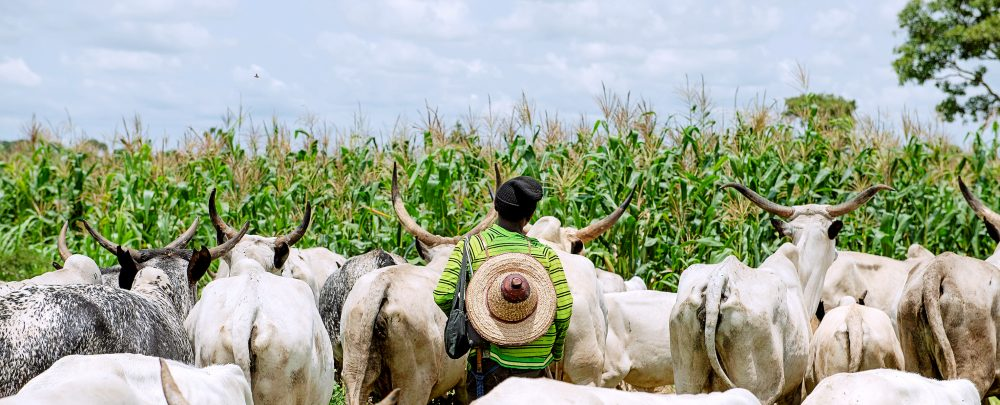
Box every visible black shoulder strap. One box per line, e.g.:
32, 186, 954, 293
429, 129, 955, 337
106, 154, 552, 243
453, 236, 472, 312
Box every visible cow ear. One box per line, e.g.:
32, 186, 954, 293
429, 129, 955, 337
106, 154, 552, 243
770, 218, 789, 238
570, 239, 584, 255
273, 241, 290, 269
52, 261, 63, 270
215, 228, 227, 246
815, 302, 825, 321
858, 290, 868, 306
985, 220, 1000, 243
827, 220, 844, 239
415, 239, 430, 262
116, 246, 140, 290
186, 247, 212, 284
376, 249, 397, 268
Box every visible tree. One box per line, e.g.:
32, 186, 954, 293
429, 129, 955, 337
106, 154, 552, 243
784, 93, 857, 121
784, 93, 857, 132
893, 0, 1000, 123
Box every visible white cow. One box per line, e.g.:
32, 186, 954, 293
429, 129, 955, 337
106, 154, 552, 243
185, 258, 335, 405
804, 295, 904, 395
0, 353, 252, 405
802, 369, 980, 405
600, 290, 677, 390
0, 222, 103, 294
524, 189, 635, 386
472, 377, 761, 405
671, 183, 891, 405
209, 189, 345, 302
820, 244, 933, 331
596, 269, 627, 293
624, 276, 647, 291
339, 164, 499, 405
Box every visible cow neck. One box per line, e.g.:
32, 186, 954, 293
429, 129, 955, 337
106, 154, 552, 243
986, 242, 1000, 268
792, 228, 838, 319
130, 269, 186, 319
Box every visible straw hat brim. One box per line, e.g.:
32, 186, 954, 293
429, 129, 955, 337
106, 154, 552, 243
466, 252, 556, 346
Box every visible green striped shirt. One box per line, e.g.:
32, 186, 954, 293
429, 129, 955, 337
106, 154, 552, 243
433, 224, 573, 370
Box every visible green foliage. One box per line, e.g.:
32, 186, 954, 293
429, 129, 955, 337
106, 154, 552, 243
784, 93, 857, 131
2, 101, 1000, 295
893, 0, 1000, 122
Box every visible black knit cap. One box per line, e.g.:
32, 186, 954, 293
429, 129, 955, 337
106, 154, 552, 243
495, 176, 543, 221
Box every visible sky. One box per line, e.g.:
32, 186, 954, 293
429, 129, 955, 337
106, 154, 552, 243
0, 0, 987, 145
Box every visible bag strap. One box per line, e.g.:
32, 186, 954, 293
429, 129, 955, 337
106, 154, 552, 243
453, 236, 473, 312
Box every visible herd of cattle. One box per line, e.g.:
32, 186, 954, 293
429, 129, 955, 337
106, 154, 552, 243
1, 165, 999, 404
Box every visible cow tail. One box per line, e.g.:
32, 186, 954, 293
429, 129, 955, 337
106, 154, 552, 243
705, 271, 736, 389
846, 305, 864, 373
922, 261, 957, 379
343, 272, 391, 405
230, 279, 258, 385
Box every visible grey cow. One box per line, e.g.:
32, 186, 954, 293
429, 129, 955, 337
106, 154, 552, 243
0, 220, 247, 396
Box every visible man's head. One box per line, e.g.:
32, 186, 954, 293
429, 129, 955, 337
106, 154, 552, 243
495, 176, 543, 227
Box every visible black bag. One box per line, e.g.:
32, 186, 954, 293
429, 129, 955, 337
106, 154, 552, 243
444, 236, 486, 359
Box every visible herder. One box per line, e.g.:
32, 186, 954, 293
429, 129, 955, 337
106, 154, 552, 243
433, 176, 573, 399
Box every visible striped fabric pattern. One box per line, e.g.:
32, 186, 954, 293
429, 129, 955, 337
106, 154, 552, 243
433, 224, 573, 370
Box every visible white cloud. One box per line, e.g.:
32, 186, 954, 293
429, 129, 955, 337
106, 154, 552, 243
317, 32, 494, 79
109, 0, 237, 18
338, 0, 476, 39
0, 57, 41, 86
66, 48, 181, 71
811, 7, 857, 38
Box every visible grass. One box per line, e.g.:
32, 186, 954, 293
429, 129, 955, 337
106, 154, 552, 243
3, 92, 1000, 404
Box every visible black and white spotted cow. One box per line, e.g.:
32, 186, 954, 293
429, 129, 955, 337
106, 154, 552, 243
0, 220, 247, 396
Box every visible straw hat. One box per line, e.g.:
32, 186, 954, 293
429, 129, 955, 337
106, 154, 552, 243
466, 252, 556, 346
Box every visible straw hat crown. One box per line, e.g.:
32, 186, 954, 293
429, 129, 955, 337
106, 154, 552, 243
466, 252, 556, 346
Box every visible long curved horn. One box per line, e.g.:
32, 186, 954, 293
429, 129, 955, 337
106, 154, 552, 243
959, 178, 1000, 226
275, 200, 311, 247
159, 358, 191, 405
825, 184, 894, 217
722, 183, 796, 218
458, 163, 502, 238
576, 184, 637, 243
392, 163, 462, 246
58, 221, 72, 260
208, 221, 250, 260
82, 220, 138, 259
209, 188, 239, 240
164, 219, 199, 249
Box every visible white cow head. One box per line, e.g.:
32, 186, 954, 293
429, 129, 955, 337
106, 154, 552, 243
209, 189, 311, 277
53, 221, 101, 278
392, 163, 500, 268
724, 183, 892, 314
524, 188, 635, 255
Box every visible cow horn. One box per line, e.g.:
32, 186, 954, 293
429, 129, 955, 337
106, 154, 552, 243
159, 358, 191, 405
82, 220, 139, 260
58, 221, 72, 260
209, 188, 239, 240
208, 222, 250, 260
392, 163, 500, 247
825, 184, 894, 217
959, 177, 1000, 226
164, 219, 199, 249
575, 185, 637, 244
275, 200, 311, 247
722, 183, 796, 218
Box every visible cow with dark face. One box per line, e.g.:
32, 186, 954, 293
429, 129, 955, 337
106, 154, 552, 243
0, 219, 247, 396
93, 219, 202, 287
